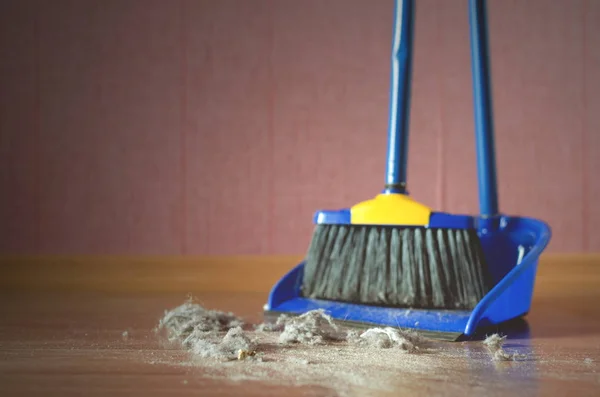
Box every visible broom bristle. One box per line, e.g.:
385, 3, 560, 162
301, 225, 491, 310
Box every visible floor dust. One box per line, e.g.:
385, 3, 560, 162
151, 299, 537, 397
278, 309, 342, 345
349, 327, 423, 351
483, 333, 526, 361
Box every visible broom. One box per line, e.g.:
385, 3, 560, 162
300, 0, 492, 310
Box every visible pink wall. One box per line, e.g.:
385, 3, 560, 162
0, 0, 598, 255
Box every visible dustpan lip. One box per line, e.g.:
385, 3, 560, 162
464, 215, 552, 335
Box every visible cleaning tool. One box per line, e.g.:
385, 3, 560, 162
264, 0, 551, 341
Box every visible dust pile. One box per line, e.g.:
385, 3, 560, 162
254, 313, 289, 332
348, 327, 421, 351
152, 299, 531, 396
156, 299, 251, 361
157, 299, 243, 336
483, 333, 526, 361
278, 309, 342, 345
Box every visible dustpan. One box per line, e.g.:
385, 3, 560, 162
264, 215, 551, 341
264, 0, 552, 341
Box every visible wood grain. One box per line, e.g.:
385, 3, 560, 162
0, 255, 302, 293
0, 253, 595, 293
1, 254, 600, 396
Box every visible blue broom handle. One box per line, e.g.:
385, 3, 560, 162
384, 0, 415, 194
469, 0, 499, 217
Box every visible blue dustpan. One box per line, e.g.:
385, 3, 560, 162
265, 215, 551, 341
264, 0, 552, 340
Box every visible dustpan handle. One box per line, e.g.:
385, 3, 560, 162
468, 0, 499, 218
384, 0, 415, 194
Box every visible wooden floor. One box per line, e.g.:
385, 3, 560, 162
1, 255, 600, 396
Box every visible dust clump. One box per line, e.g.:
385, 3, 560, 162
157, 299, 243, 341
483, 333, 526, 361
345, 330, 362, 344
351, 327, 419, 352
255, 314, 290, 332
483, 333, 505, 350
157, 300, 250, 361
491, 348, 516, 361
221, 326, 255, 353
278, 309, 340, 345
185, 326, 256, 360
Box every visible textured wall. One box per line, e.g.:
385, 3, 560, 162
0, 0, 598, 255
